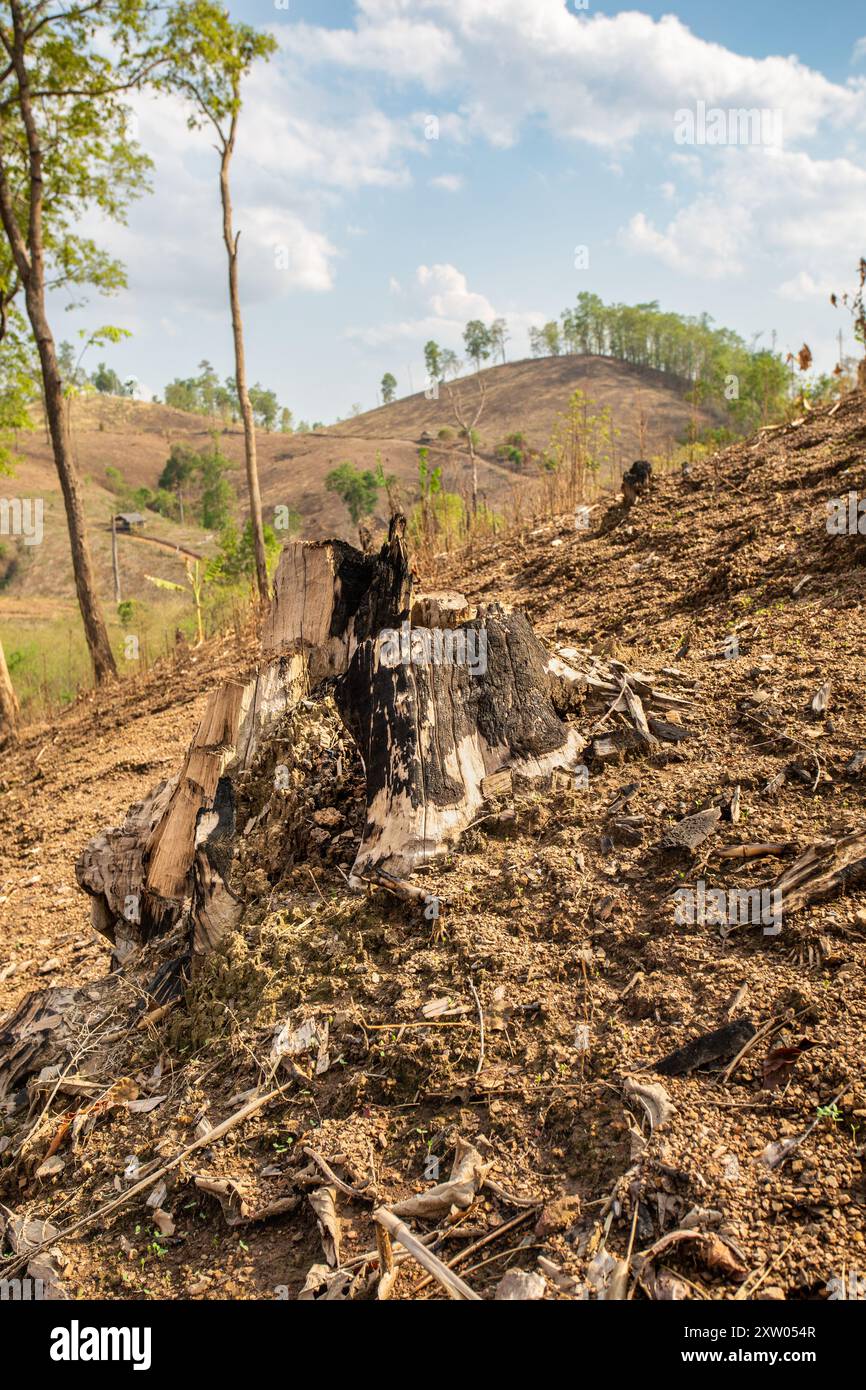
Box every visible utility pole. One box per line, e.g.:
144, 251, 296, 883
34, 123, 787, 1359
111, 515, 121, 604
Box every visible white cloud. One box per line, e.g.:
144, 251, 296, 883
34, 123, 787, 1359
620, 200, 753, 278
287, 2, 866, 151
53, 1, 866, 402
88, 87, 344, 313
280, 13, 460, 88
239, 208, 338, 294
111, 6, 866, 325
270, 0, 866, 331
346, 262, 545, 356
429, 173, 464, 192
621, 147, 866, 289
416, 263, 495, 322
777, 271, 837, 302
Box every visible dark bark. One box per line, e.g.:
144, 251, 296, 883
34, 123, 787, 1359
334, 605, 585, 879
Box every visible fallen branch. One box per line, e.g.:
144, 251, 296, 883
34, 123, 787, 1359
413, 1207, 540, 1296
468, 976, 485, 1076
713, 842, 796, 862
373, 1206, 482, 1300
302, 1146, 377, 1203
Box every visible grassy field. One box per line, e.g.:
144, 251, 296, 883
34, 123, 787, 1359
1, 582, 253, 720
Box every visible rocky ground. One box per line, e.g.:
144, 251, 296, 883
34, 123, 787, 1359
1, 392, 865, 1301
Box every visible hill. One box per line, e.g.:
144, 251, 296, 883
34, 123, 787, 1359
3, 354, 717, 602
0, 390, 863, 1301
1, 354, 720, 712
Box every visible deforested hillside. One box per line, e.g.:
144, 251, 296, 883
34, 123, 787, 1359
2, 354, 716, 604
328, 353, 718, 461
0, 394, 861, 1301
0, 352, 725, 718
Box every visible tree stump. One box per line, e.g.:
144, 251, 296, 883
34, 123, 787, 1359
334, 605, 585, 879
74, 519, 413, 951
2, 516, 588, 1095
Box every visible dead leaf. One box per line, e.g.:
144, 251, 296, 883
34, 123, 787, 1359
298, 1263, 356, 1301
761, 1039, 815, 1091
637, 1227, 746, 1282
761, 1137, 799, 1169
697, 1233, 747, 1280
390, 1137, 490, 1219
624, 1076, 674, 1130
644, 1266, 691, 1300
308, 1185, 341, 1266
195, 1173, 298, 1227
495, 1269, 546, 1300
271, 1016, 330, 1076
152, 1208, 175, 1237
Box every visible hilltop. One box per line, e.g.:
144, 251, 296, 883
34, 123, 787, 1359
0, 389, 863, 1301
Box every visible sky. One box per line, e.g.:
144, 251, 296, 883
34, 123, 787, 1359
64, 0, 866, 422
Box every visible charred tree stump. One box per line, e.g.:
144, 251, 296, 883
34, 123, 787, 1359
2, 516, 590, 1096
334, 605, 585, 879
621, 459, 652, 508
74, 518, 413, 953
76, 680, 246, 948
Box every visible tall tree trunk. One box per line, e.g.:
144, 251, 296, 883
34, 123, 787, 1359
25, 285, 118, 684
0, 635, 19, 742
220, 119, 268, 605
0, 2, 117, 685
469, 440, 478, 518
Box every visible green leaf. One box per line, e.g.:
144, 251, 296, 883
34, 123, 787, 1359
145, 574, 187, 594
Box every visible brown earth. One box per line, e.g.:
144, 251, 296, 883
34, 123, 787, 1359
1, 391, 864, 1301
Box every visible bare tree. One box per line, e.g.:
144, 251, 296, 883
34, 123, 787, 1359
165, 4, 277, 605
446, 376, 487, 517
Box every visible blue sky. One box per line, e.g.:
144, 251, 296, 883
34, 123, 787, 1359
70, 1, 866, 422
